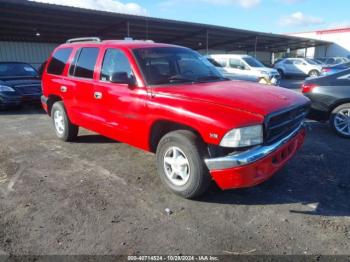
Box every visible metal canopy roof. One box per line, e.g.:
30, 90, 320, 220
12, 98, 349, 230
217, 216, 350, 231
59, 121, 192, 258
0, 0, 330, 53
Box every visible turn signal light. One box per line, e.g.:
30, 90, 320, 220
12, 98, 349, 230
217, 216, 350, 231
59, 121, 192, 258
301, 83, 318, 93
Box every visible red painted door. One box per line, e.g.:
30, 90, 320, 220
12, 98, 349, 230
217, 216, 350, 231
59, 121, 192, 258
93, 48, 149, 146
68, 47, 101, 129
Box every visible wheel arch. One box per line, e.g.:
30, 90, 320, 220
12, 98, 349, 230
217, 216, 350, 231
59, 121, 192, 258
328, 99, 350, 118
149, 119, 204, 153
46, 95, 63, 116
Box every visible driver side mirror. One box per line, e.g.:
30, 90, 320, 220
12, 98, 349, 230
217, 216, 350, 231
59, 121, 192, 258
110, 72, 136, 86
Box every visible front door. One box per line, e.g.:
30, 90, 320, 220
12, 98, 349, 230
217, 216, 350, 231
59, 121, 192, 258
93, 47, 148, 146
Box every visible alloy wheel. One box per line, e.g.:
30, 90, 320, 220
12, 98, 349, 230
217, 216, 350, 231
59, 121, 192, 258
334, 108, 350, 136
54, 110, 65, 135
163, 146, 191, 186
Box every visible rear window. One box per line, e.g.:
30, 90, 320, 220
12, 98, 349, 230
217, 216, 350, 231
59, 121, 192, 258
70, 47, 99, 79
47, 48, 73, 75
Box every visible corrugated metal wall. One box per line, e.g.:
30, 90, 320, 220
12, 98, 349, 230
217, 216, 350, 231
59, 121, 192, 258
0, 41, 58, 69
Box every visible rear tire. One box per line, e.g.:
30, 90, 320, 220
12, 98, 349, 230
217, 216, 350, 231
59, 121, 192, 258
156, 130, 211, 199
330, 103, 350, 138
308, 70, 320, 77
51, 101, 78, 142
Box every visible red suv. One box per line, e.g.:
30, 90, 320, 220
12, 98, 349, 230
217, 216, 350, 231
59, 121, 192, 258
41, 37, 309, 198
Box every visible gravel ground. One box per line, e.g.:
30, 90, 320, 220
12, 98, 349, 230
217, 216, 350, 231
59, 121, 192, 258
0, 80, 349, 256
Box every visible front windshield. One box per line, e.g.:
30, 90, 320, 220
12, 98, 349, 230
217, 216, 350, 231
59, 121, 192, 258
242, 57, 265, 68
0, 63, 38, 77
133, 47, 225, 85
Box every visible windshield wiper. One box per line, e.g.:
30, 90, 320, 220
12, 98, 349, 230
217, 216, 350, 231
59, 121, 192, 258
196, 75, 229, 82
168, 75, 196, 83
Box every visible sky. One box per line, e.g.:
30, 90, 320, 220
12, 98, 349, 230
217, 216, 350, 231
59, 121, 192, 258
31, 0, 350, 33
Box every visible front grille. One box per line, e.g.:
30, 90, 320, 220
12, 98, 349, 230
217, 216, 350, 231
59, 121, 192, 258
265, 103, 309, 144
14, 84, 42, 95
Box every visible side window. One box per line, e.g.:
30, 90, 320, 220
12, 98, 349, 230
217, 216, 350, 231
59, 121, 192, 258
70, 47, 99, 79
284, 60, 293, 64
101, 48, 132, 81
206, 58, 222, 67
229, 58, 244, 69
213, 58, 227, 67
293, 60, 303, 65
47, 48, 73, 75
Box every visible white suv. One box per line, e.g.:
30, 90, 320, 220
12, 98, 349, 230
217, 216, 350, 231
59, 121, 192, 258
206, 54, 280, 85
274, 58, 322, 78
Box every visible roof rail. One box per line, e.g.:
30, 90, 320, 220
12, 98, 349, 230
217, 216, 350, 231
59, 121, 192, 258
66, 37, 101, 43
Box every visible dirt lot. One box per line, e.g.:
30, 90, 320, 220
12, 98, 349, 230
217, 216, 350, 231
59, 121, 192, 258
0, 85, 349, 255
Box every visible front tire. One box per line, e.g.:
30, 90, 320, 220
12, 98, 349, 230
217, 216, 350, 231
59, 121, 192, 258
330, 103, 350, 138
51, 101, 78, 141
277, 69, 284, 78
156, 130, 211, 199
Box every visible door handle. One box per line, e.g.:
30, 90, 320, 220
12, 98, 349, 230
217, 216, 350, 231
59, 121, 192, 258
94, 92, 103, 99
60, 86, 67, 92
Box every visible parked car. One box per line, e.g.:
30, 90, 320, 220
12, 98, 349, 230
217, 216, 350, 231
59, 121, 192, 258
302, 68, 350, 138
41, 37, 310, 198
206, 57, 260, 83
274, 58, 322, 78
316, 57, 349, 66
0, 62, 42, 109
321, 62, 350, 76
37, 61, 47, 78
206, 54, 280, 85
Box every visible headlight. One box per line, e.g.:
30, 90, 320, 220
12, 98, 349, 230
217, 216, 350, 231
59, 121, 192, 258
0, 85, 15, 92
260, 70, 269, 75
220, 125, 263, 148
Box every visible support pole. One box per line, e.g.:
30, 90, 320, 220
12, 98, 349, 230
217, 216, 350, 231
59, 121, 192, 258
206, 29, 209, 55
127, 21, 130, 37
254, 36, 258, 58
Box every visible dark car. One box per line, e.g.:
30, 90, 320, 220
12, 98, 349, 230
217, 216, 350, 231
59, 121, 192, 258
0, 62, 42, 109
302, 68, 350, 138
321, 62, 350, 76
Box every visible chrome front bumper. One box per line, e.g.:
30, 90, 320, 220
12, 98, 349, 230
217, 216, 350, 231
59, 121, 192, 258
204, 124, 304, 171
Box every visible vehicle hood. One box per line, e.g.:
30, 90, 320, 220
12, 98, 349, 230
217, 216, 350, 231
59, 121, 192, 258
153, 80, 308, 117
0, 77, 42, 95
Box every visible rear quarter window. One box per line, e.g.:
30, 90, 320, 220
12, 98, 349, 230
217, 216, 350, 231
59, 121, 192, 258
47, 48, 73, 75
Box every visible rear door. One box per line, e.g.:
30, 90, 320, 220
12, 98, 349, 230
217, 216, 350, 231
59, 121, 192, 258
44, 47, 74, 108
67, 47, 100, 128
291, 59, 306, 75
282, 59, 294, 74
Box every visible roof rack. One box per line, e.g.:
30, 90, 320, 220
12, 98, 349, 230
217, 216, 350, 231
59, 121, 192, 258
66, 37, 101, 43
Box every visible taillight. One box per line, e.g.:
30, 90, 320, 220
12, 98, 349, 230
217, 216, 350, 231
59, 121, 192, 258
301, 83, 318, 93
